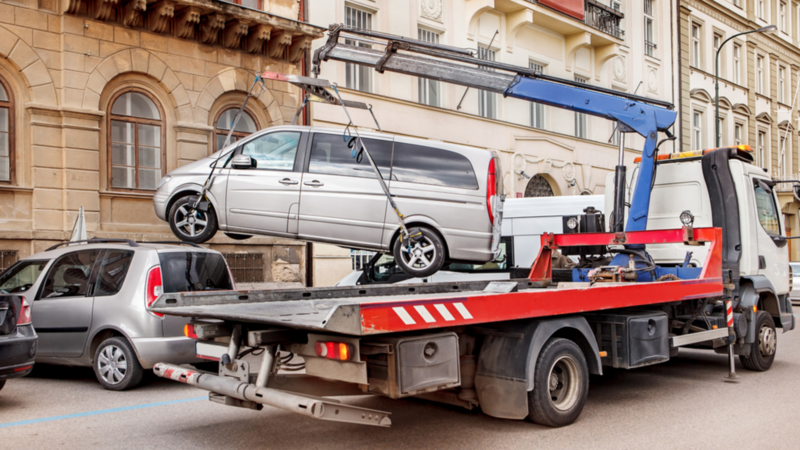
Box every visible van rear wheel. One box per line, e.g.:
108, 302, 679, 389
392, 227, 445, 278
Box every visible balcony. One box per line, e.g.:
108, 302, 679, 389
584, 1, 624, 39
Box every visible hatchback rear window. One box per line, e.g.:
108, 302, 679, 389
158, 252, 233, 293
392, 142, 478, 189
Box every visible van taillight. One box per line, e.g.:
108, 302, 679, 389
146, 266, 164, 318
487, 158, 497, 225
17, 300, 32, 326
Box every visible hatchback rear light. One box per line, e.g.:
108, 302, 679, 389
487, 158, 497, 225
17, 300, 32, 326
314, 341, 353, 361
146, 266, 164, 318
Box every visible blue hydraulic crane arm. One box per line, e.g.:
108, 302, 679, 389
504, 76, 678, 232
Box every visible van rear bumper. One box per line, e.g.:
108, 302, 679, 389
132, 336, 201, 369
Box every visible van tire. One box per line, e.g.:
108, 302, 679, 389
392, 227, 445, 278
527, 338, 589, 427
93, 337, 144, 391
168, 195, 218, 243
740, 311, 776, 371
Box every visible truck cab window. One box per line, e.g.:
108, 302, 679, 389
754, 181, 781, 236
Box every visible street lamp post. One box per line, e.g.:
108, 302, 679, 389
715, 25, 777, 148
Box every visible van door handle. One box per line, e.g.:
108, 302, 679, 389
279, 178, 299, 185
304, 180, 324, 187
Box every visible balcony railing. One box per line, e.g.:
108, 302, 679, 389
645, 40, 657, 57
585, 1, 625, 38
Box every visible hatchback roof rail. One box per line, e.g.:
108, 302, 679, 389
142, 241, 204, 248
46, 238, 139, 251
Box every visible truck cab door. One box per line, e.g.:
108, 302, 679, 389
751, 177, 790, 294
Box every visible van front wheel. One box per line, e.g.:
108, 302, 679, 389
392, 227, 445, 278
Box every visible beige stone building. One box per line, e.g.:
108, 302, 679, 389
679, 0, 800, 259
0, 0, 323, 283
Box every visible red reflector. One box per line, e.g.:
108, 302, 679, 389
146, 266, 164, 318
487, 158, 497, 225
314, 341, 353, 361
14, 365, 32, 372
184, 324, 198, 339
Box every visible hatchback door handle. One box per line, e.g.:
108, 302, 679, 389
304, 180, 324, 187
279, 178, 299, 185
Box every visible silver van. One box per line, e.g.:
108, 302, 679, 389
0, 240, 235, 390
154, 125, 503, 276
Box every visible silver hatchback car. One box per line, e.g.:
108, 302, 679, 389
0, 239, 235, 390
153, 125, 503, 277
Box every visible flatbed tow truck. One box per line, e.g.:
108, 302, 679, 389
150, 25, 795, 428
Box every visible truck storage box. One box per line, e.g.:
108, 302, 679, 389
584, 311, 669, 369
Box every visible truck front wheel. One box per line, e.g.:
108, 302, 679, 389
527, 338, 589, 427
740, 311, 777, 371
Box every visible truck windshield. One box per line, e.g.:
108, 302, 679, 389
0, 260, 49, 294
158, 252, 234, 293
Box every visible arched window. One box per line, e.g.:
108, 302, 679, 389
214, 108, 258, 151
0, 77, 13, 182
524, 174, 555, 197
108, 90, 164, 190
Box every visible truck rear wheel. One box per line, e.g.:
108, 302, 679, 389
527, 338, 589, 427
740, 311, 776, 371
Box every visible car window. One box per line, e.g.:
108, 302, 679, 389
392, 142, 478, 189
94, 250, 134, 297
754, 180, 781, 236
308, 133, 392, 179
0, 260, 49, 294
38, 250, 101, 299
158, 252, 234, 293
241, 131, 301, 171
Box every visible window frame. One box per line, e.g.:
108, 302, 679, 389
529, 62, 545, 129
574, 75, 588, 139
0, 76, 14, 185
780, 2, 787, 33
733, 43, 741, 85
417, 27, 442, 107
691, 24, 701, 69
734, 122, 743, 146
213, 106, 260, 152
345, 5, 374, 93
756, 55, 764, 95
644, 0, 656, 58
757, 130, 767, 169
692, 110, 703, 149
779, 66, 786, 103
106, 88, 166, 193
477, 45, 497, 119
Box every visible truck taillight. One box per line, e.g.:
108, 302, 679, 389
184, 324, 198, 339
314, 341, 353, 361
17, 299, 32, 326
146, 266, 164, 318
487, 158, 497, 225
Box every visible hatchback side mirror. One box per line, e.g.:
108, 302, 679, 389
231, 154, 256, 170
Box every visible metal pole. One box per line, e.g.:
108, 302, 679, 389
456, 29, 498, 111
723, 299, 739, 382
613, 130, 627, 232
255, 345, 277, 388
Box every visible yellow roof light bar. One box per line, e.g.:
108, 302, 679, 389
633, 145, 753, 163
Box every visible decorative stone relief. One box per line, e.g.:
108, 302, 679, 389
223, 20, 250, 49
420, 0, 443, 23
200, 14, 226, 45
94, 0, 119, 21
647, 67, 658, 94
245, 24, 273, 54
122, 0, 147, 28
288, 35, 312, 63
147, 1, 174, 33
176, 7, 202, 39
613, 56, 626, 83
267, 30, 294, 59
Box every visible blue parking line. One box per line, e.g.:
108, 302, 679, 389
0, 396, 206, 429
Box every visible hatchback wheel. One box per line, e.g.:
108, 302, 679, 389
392, 227, 445, 278
93, 337, 144, 391
168, 195, 218, 243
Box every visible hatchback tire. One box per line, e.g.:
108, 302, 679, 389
168, 195, 218, 243
93, 337, 144, 391
392, 227, 446, 278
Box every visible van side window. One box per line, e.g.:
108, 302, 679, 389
94, 250, 134, 297
392, 142, 478, 189
754, 181, 781, 236
241, 131, 301, 171
308, 133, 392, 179
38, 250, 101, 299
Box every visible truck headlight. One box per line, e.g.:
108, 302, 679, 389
566, 217, 578, 230
680, 210, 694, 227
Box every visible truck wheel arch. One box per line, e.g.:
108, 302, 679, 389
474, 316, 602, 420
740, 276, 793, 330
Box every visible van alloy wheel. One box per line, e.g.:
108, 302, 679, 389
400, 238, 438, 270
97, 344, 128, 385
174, 205, 208, 238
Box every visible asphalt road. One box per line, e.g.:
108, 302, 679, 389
2, 322, 800, 450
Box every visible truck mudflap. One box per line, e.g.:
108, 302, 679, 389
153, 363, 392, 427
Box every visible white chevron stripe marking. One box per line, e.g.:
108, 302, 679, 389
393, 307, 416, 325
453, 302, 473, 320
414, 305, 436, 323
434, 304, 455, 321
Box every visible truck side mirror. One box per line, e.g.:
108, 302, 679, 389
772, 235, 788, 248
231, 154, 256, 170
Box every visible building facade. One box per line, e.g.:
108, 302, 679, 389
679, 0, 800, 259
0, 0, 323, 283
306, 0, 678, 284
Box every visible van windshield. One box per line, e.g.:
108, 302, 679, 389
158, 252, 234, 293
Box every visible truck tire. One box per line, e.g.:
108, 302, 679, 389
168, 195, 218, 243
93, 337, 144, 391
740, 311, 776, 371
528, 338, 589, 427
392, 227, 446, 278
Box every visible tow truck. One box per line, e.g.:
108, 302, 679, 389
150, 25, 795, 428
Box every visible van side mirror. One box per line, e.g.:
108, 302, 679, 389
772, 235, 788, 248
231, 154, 256, 170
